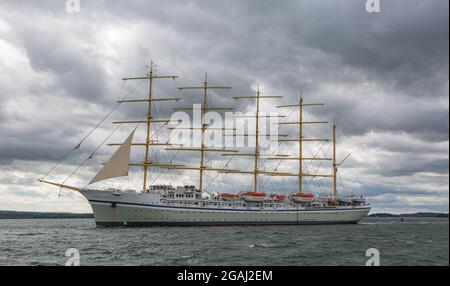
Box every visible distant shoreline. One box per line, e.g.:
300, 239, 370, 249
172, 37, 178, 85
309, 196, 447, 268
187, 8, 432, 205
0, 210, 448, 219
0, 210, 94, 219
368, 212, 449, 218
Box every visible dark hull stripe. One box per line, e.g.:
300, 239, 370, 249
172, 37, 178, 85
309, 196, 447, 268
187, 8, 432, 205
96, 220, 360, 227
88, 200, 370, 213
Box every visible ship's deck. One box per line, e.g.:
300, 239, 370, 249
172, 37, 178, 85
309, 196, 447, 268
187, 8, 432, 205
157, 197, 368, 211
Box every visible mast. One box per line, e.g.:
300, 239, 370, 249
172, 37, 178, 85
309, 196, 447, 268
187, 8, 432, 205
253, 85, 261, 193
143, 63, 154, 192
199, 73, 209, 193
233, 86, 283, 193
118, 62, 181, 192
298, 94, 303, 194
333, 119, 337, 201
268, 93, 332, 191
165, 74, 236, 192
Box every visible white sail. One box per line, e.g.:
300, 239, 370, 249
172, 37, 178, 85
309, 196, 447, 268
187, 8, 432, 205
89, 129, 136, 185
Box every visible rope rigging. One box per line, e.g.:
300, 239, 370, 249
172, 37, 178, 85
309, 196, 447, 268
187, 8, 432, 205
60, 103, 143, 191
41, 79, 145, 180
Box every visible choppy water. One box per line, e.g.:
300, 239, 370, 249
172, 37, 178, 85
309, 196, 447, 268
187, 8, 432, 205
0, 217, 448, 266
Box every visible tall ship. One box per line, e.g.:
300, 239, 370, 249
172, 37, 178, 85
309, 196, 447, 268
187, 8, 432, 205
39, 63, 370, 226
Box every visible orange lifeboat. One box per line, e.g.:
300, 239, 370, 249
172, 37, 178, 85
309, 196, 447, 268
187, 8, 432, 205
289, 193, 314, 203
240, 192, 266, 202
219, 193, 240, 200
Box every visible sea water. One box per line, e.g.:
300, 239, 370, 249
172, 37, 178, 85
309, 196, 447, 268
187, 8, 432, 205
0, 217, 447, 266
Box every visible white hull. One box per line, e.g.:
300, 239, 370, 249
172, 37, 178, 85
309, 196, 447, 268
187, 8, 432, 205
81, 190, 370, 226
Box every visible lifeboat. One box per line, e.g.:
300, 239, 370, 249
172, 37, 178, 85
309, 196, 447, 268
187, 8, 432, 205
269, 194, 286, 201
289, 193, 314, 203
219, 193, 240, 200
240, 192, 266, 202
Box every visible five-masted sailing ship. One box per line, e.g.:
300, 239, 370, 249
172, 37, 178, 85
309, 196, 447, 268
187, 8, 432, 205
39, 63, 370, 226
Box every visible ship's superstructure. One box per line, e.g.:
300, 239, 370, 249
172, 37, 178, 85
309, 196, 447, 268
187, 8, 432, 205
39, 63, 370, 226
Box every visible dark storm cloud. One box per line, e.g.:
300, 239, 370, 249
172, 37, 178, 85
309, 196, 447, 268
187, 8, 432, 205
2, 0, 448, 139
94, 0, 450, 140
10, 18, 114, 105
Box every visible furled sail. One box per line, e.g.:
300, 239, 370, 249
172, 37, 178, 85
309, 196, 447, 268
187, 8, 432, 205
89, 129, 136, 185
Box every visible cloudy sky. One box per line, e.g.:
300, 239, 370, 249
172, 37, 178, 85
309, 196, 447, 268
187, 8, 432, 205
0, 0, 448, 214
